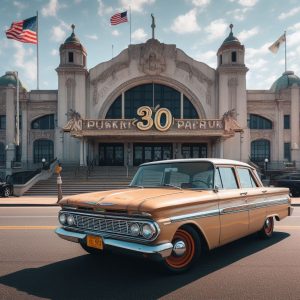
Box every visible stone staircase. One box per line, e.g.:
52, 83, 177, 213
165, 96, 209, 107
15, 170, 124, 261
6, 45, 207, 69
24, 166, 138, 196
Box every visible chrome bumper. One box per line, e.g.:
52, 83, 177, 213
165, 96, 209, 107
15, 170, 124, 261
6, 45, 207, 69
55, 227, 173, 259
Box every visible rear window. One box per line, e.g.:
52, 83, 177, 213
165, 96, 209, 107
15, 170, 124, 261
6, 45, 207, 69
237, 168, 258, 188
215, 167, 238, 189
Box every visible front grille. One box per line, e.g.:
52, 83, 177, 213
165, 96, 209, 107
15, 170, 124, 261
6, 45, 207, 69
73, 214, 130, 235
60, 210, 159, 241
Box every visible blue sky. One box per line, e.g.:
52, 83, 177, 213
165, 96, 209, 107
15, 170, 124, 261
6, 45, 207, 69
1, 0, 300, 91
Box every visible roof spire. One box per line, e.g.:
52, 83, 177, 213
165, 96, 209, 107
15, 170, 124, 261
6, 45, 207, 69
71, 24, 75, 34
229, 24, 233, 33
151, 14, 156, 39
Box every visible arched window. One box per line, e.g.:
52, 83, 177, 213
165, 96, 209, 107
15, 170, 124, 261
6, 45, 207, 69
249, 114, 272, 129
251, 139, 270, 162
106, 95, 122, 119
0, 142, 5, 166
33, 139, 54, 163
31, 114, 55, 130
106, 83, 199, 119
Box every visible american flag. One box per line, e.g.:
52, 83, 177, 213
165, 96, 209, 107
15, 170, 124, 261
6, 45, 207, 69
5, 16, 38, 44
110, 11, 128, 26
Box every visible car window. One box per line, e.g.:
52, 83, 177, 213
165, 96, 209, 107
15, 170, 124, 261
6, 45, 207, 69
216, 167, 238, 189
237, 168, 258, 188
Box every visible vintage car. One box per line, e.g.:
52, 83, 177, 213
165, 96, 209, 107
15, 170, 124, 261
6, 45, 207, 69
0, 178, 13, 197
56, 159, 293, 273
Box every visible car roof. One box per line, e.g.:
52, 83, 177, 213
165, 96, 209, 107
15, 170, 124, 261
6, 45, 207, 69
141, 158, 253, 169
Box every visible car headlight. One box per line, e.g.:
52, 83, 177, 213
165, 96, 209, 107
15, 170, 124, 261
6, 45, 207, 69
59, 213, 66, 225
66, 215, 75, 226
129, 223, 140, 236
141, 223, 156, 239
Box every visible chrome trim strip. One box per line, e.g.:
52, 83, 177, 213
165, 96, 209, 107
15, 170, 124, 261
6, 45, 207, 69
55, 227, 173, 258
170, 209, 220, 223
170, 198, 290, 222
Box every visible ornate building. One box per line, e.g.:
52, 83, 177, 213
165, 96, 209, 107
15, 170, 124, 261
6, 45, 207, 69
1, 24, 300, 177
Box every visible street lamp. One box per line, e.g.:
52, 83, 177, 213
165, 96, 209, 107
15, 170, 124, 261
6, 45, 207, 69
264, 158, 269, 176
42, 158, 46, 169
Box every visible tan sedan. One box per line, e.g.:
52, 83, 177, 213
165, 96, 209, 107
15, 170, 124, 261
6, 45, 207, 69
56, 159, 292, 273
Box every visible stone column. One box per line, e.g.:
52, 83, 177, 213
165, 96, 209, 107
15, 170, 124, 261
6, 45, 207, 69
5, 87, 15, 174
21, 107, 27, 163
291, 86, 300, 161
79, 138, 87, 166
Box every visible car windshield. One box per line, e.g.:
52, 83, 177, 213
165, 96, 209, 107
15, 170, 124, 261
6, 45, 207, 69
130, 161, 214, 190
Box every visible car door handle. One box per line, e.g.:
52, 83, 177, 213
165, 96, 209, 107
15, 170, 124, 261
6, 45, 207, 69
240, 192, 247, 196
262, 190, 267, 193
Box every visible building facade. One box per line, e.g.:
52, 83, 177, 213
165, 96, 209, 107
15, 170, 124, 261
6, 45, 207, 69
1, 24, 300, 177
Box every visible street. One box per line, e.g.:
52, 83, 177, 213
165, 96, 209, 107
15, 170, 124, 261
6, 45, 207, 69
0, 206, 300, 300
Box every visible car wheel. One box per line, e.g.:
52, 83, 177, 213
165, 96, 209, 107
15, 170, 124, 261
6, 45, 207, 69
3, 187, 10, 198
80, 241, 105, 255
258, 217, 274, 239
161, 226, 201, 273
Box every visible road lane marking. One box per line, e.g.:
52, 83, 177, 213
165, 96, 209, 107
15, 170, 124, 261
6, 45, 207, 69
275, 225, 300, 230
0, 216, 57, 218
0, 226, 57, 230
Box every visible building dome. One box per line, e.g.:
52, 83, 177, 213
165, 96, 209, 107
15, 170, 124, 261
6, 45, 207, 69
217, 24, 244, 55
0, 71, 24, 89
60, 24, 86, 54
270, 71, 300, 92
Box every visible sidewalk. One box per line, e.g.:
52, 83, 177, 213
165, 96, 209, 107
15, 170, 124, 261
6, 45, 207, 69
0, 196, 59, 206
0, 195, 300, 206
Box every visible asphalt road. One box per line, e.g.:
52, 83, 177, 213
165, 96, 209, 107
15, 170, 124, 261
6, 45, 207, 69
0, 206, 299, 300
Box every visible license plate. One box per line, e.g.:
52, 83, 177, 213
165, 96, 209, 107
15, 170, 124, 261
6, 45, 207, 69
87, 235, 103, 250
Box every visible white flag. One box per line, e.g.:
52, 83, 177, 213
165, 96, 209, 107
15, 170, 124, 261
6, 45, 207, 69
269, 33, 286, 54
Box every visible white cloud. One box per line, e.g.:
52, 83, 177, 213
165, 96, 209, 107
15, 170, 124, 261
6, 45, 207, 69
190, 0, 210, 8
112, 30, 120, 36
237, 26, 259, 41
195, 50, 216, 67
12, 42, 36, 82
205, 19, 228, 41
86, 34, 98, 40
226, 8, 250, 21
13, 1, 26, 9
278, 6, 300, 20
42, 0, 59, 17
246, 43, 271, 60
120, 0, 155, 12
170, 9, 201, 34
131, 28, 148, 42
229, 0, 258, 7
288, 22, 300, 31
51, 49, 59, 56
97, 0, 113, 16
51, 25, 66, 42
286, 30, 300, 47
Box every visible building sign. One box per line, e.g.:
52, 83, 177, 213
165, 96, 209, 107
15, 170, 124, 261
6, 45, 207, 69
64, 107, 242, 137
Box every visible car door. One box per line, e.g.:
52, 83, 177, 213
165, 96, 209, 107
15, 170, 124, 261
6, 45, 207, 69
216, 166, 249, 246
236, 167, 266, 234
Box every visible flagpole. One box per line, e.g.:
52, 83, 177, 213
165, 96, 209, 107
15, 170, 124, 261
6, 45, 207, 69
284, 30, 287, 72
129, 6, 131, 45
36, 10, 39, 90
16, 71, 20, 147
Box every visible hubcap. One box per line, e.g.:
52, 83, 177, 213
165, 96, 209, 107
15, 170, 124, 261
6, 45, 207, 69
265, 218, 270, 227
4, 188, 9, 196
173, 240, 186, 256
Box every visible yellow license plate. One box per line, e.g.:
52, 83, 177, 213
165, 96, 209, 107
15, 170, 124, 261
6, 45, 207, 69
87, 235, 103, 250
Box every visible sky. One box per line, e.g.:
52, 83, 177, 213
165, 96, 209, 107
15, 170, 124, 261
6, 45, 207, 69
0, 0, 300, 91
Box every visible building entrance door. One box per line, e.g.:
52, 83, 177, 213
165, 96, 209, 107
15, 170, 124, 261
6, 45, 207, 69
133, 143, 172, 166
99, 143, 124, 166
181, 143, 207, 158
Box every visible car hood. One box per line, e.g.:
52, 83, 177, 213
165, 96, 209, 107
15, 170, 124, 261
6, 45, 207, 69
59, 188, 215, 216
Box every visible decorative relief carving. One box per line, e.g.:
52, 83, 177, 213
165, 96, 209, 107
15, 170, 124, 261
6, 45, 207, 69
29, 130, 55, 144
139, 40, 166, 75
176, 61, 213, 86
91, 62, 129, 85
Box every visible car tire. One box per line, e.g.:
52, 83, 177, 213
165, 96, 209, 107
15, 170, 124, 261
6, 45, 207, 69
3, 187, 10, 198
160, 226, 201, 274
80, 241, 105, 255
258, 217, 274, 239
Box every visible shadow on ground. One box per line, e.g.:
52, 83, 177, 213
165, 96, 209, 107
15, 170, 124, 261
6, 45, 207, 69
0, 232, 289, 300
